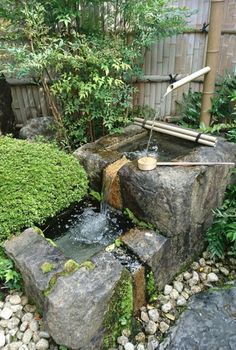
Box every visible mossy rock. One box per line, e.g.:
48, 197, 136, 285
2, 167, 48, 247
103, 269, 133, 349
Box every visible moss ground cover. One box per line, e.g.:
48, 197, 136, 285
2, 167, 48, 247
0, 136, 88, 241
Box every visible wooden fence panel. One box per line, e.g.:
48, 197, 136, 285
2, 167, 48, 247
8, 0, 236, 125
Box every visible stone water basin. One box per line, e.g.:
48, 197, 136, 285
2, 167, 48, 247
74, 124, 236, 286
43, 199, 133, 263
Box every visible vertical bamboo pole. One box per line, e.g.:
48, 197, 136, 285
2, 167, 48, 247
200, 0, 225, 127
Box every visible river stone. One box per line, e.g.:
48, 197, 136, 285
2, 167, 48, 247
45, 251, 127, 350
9, 295, 21, 305
207, 272, 219, 283
0, 329, 5, 347
35, 338, 49, 350
19, 117, 55, 140
159, 285, 236, 350
4, 228, 68, 310
0, 307, 13, 320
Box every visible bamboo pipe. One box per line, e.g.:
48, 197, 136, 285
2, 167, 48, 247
200, 0, 225, 127
164, 67, 211, 97
134, 122, 215, 147
134, 117, 217, 143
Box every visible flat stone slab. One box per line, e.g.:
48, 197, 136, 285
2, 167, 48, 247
121, 229, 171, 289
160, 284, 236, 350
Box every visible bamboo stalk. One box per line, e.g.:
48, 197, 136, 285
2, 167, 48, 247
134, 122, 216, 147
134, 117, 217, 143
200, 0, 225, 126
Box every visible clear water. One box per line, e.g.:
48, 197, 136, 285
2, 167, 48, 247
43, 200, 133, 263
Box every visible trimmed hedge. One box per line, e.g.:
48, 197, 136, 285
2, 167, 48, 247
0, 137, 88, 241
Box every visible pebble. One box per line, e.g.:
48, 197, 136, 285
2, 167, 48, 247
0, 329, 5, 347
21, 313, 34, 323
148, 309, 159, 322
35, 339, 49, 350
164, 285, 173, 295
9, 295, 21, 305
8, 317, 20, 329
117, 335, 129, 346
181, 291, 189, 300
191, 262, 200, 270
124, 342, 135, 350
147, 336, 159, 350
29, 320, 39, 332
173, 281, 184, 293
0, 307, 14, 320
38, 332, 50, 340
22, 329, 33, 344
207, 272, 219, 283
19, 344, 29, 350
177, 296, 187, 306
145, 320, 157, 335
24, 305, 36, 313
219, 267, 229, 276
183, 271, 192, 280
137, 345, 145, 350
161, 302, 172, 313
199, 258, 206, 267
170, 289, 179, 300
165, 313, 175, 321
159, 321, 169, 334
135, 332, 146, 343
20, 321, 29, 332
191, 285, 202, 294
141, 311, 149, 323
8, 342, 23, 350
20, 297, 28, 307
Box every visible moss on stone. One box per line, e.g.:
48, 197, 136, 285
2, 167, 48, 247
63, 259, 80, 274
80, 261, 95, 270
41, 262, 56, 274
33, 226, 45, 237
46, 238, 57, 247
146, 270, 158, 302
43, 259, 95, 297
103, 269, 133, 349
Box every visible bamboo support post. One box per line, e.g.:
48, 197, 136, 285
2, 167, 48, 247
200, 0, 225, 127
134, 122, 216, 147
134, 117, 217, 143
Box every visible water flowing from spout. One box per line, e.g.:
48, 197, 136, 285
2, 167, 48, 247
145, 95, 166, 156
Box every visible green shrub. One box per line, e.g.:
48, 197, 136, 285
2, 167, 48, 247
0, 247, 22, 291
207, 181, 236, 258
0, 136, 88, 240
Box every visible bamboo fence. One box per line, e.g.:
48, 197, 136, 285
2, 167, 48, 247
7, 0, 236, 125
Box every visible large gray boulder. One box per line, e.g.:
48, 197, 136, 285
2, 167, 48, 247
160, 284, 236, 350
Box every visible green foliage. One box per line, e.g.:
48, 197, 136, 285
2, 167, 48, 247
124, 208, 156, 230
146, 270, 158, 302
176, 89, 202, 128
0, 136, 88, 240
0, 247, 22, 290
103, 269, 133, 349
176, 74, 236, 132
207, 180, 236, 258
0, 0, 192, 149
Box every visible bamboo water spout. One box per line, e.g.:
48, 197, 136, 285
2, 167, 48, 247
164, 66, 211, 97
